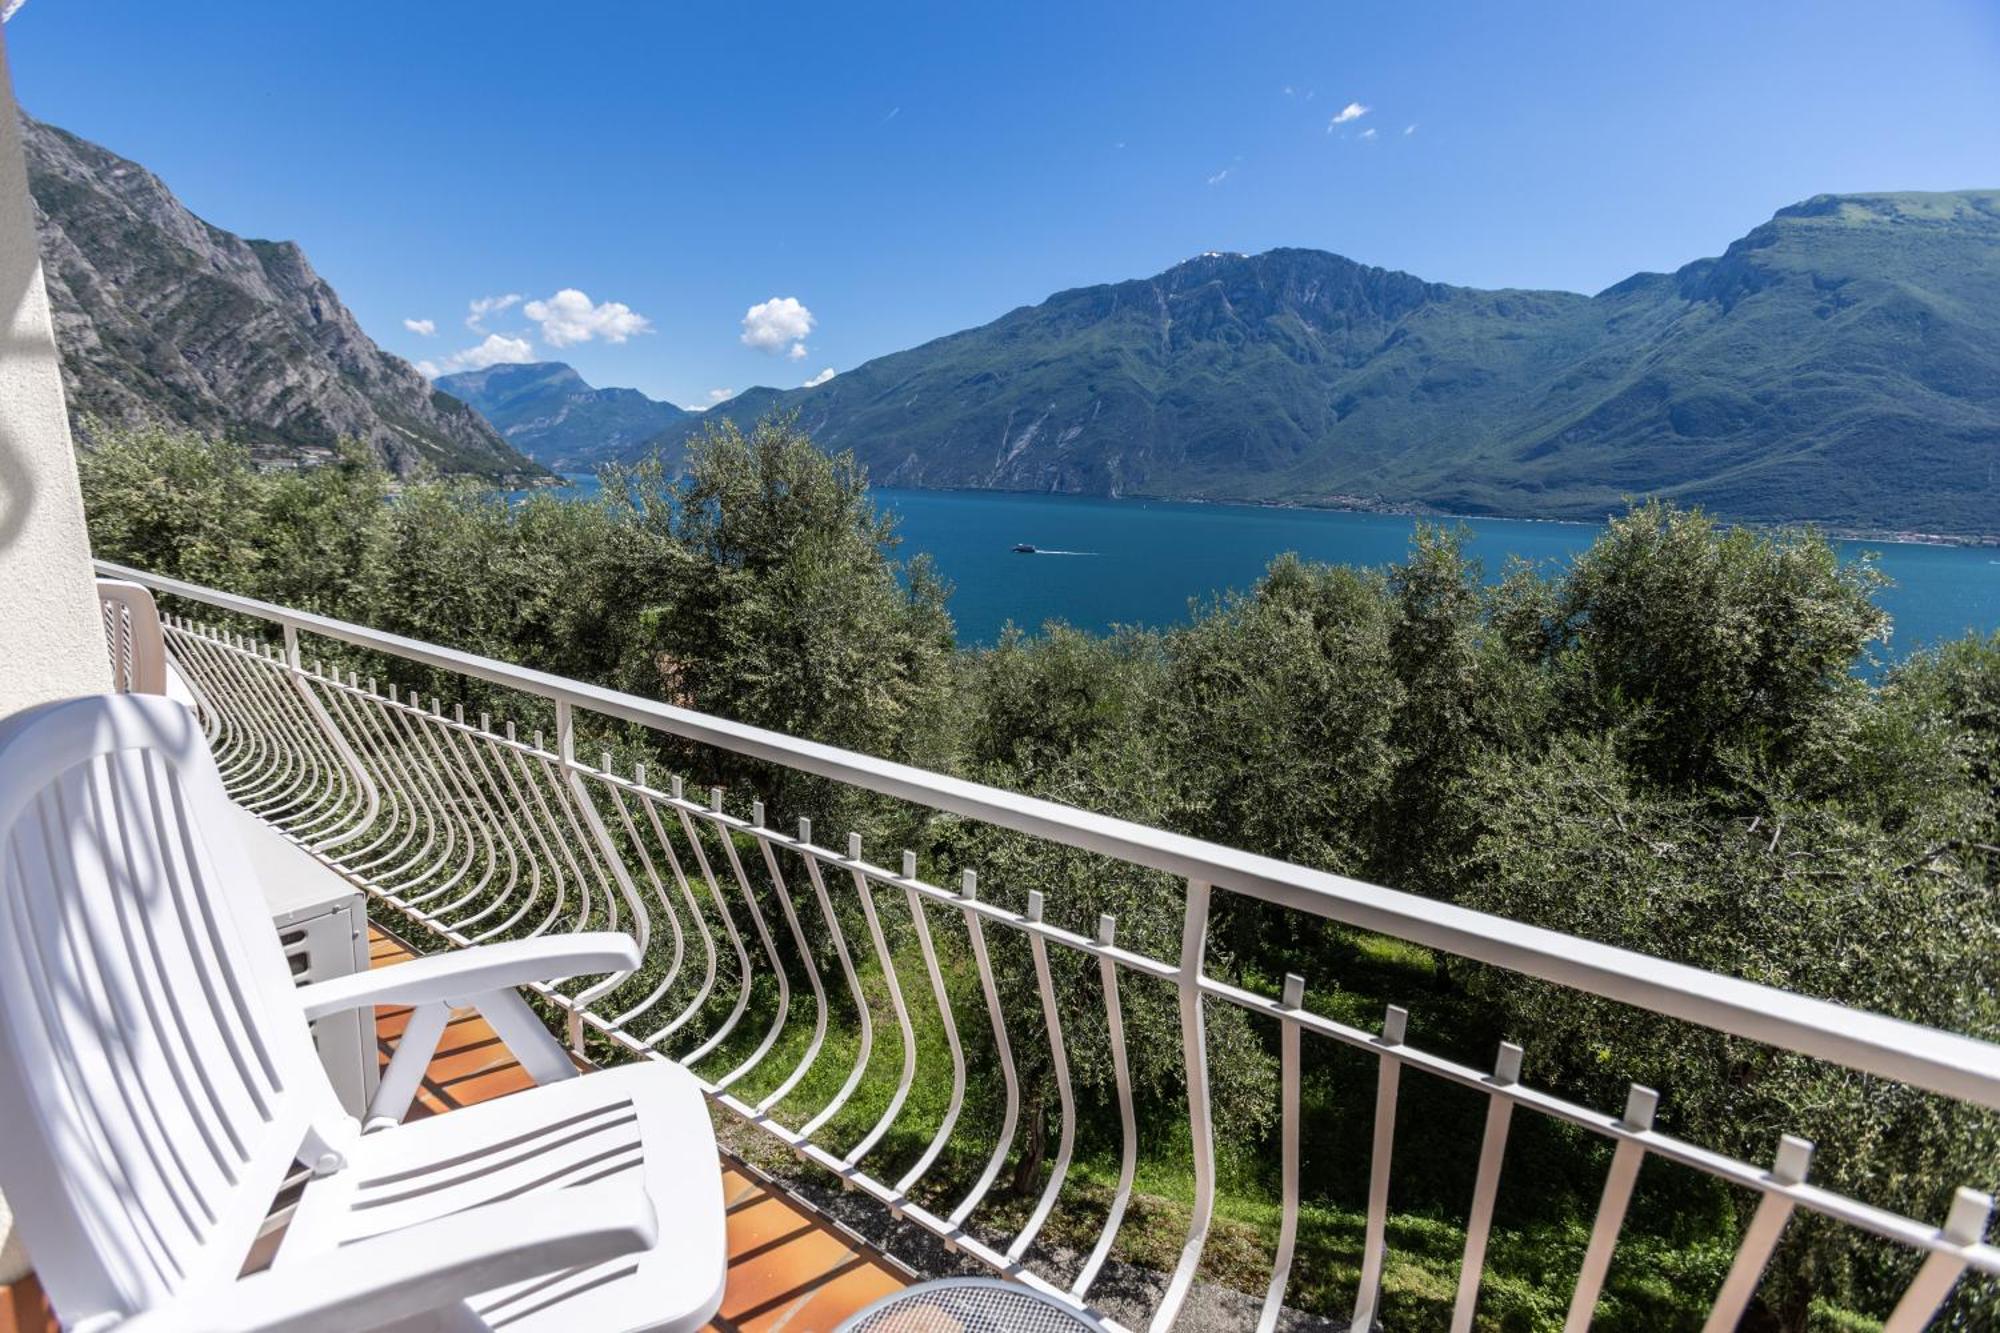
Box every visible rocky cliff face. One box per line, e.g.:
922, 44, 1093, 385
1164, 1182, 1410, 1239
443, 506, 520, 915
23, 114, 545, 481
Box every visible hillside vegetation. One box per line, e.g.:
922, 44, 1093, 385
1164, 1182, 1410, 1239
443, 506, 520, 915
78, 416, 2000, 1330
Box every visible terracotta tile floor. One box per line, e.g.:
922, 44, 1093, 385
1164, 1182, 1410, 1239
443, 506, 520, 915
0, 929, 907, 1333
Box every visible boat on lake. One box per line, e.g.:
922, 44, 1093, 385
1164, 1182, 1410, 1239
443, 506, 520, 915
1012, 543, 1037, 554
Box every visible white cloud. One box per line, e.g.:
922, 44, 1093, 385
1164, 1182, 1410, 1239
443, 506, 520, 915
1405, 123, 1418, 135
434, 334, 535, 375
523, 288, 654, 347
1360, 127, 1378, 141
1328, 101, 1369, 128
1206, 167, 1231, 186
403, 317, 436, 337
415, 359, 442, 379
801, 367, 836, 387
699, 388, 737, 408
465, 293, 520, 331
740, 296, 815, 355
786, 342, 809, 360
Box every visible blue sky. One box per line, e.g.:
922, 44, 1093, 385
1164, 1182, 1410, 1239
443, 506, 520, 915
11, 1, 1999, 407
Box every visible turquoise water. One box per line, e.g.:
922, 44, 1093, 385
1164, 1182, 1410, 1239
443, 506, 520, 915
534, 476, 2000, 659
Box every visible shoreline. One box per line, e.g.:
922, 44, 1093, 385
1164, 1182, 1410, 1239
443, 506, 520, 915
850, 481, 2000, 550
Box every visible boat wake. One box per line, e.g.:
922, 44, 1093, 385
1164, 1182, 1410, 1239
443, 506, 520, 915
1028, 549, 1098, 556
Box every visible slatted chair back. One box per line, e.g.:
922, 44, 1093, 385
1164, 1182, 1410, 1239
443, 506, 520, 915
0, 693, 356, 1326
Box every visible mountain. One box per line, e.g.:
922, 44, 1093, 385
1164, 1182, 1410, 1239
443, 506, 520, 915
655, 193, 2000, 535
23, 114, 547, 482
435, 362, 689, 471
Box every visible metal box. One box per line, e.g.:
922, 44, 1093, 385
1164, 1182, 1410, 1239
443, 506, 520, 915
269, 889, 377, 1118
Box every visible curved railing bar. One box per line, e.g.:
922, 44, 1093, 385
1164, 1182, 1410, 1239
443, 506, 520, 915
1072, 913, 1138, 1300
490, 733, 570, 940
386, 699, 477, 904
669, 793, 758, 1066
457, 719, 551, 941
1008, 889, 1077, 1263
746, 814, 832, 1115
600, 778, 688, 1027
891, 883, 969, 1198
525, 744, 597, 939
635, 785, 722, 1045
272, 670, 361, 841
841, 848, 919, 1169
703, 799, 793, 1092
340, 685, 439, 882
404, 708, 508, 920
793, 841, 877, 1138
948, 870, 1022, 1232
288, 666, 379, 850
315, 676, 413, 869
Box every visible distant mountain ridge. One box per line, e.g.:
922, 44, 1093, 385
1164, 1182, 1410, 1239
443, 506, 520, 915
653, 193, 2000, 535
25, 107, 1997, 530
435, 362, 689, 471
24, 114, 546, 481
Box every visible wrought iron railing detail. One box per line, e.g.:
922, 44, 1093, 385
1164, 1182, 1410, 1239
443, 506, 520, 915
96, 563, 2000, 1332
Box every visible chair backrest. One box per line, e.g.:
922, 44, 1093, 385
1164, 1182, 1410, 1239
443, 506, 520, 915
0, 694, 354, 1325
94, 579, 167, 697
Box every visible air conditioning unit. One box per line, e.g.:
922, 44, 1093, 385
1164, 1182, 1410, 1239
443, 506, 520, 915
271, 888, 378, 1118
237, 812, 379, 1119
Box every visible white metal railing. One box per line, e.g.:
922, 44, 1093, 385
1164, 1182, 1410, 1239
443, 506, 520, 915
94, 561, 2000, 1331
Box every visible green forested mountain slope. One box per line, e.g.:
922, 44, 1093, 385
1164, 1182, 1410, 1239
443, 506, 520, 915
657, 193, 2000, 533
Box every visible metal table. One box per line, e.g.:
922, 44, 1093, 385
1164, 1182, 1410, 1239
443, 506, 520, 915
837, 1278, 1110, 1332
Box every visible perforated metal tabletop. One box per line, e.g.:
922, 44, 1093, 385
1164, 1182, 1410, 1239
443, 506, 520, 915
836, 1278, 1110, 1332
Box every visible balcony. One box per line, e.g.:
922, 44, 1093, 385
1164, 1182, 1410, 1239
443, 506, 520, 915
15, 562, 1998, 1332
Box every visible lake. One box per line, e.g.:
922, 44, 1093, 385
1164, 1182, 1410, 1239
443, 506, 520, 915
532, 476, 2000, 660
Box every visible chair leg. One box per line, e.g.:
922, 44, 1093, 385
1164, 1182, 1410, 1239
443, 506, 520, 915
471, 989, 581, 1087
368, 1001, 451, 1130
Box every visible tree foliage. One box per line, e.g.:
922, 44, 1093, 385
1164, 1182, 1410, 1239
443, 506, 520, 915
73, 417, 1999, 1330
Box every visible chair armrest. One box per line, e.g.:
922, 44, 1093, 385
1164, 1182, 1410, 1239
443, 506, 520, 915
296, 933, 640, 1020
115, 1186, 657, 1333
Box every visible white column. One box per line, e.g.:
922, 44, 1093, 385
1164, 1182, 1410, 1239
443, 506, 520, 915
0, 15, 108, 1289
0, 18, 109, 721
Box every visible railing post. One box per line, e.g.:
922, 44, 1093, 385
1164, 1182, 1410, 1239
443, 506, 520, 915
1451, 1041, 1524, 1333
555, 698, 575, 766
1352, 1004, 1408, 1331
1152, 878, 1216, 1331
1257, 972, 1307, 1333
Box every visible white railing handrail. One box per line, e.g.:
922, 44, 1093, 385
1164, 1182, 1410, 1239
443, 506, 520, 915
93, 558, 2000, 1110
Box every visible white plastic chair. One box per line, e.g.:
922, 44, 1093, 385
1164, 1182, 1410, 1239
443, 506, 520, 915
0, 694, 726, 1333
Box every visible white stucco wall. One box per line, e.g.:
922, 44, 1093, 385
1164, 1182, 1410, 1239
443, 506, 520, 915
0, 21, 108, 725
0, 21, 108, 1288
